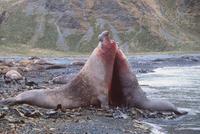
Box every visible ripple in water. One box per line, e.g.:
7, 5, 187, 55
138, 66, 200, 134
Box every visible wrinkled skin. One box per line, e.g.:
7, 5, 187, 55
109, 49, 188, 115
0, 31, 117, 110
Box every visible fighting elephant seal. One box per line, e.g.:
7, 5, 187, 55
0, 31, 118, 109
109, 49, 187, 115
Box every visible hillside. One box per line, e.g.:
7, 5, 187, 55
0, 0, 199, 53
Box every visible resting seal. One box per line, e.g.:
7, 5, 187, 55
0, 31, 117, 109
109, 49, 188, 115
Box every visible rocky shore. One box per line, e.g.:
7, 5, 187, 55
0, 53, 200, 134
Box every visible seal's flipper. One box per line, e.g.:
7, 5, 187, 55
0, 98, 17, 106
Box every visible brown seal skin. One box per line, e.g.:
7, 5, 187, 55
0, 31, 117, 109
109, 49, 188, 115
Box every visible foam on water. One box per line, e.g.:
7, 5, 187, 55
139, 66, 200, 87
144, 122, 165, 134
137, 66, 200, 134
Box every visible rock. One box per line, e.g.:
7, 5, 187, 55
153, 58, 165, 62
0, 112, 6, 118
6, 116, 25, 124
112, 110, 129, 119
44, 110, 66, 119
17, 106, 41, 118
138, 69, 148, 73
0, 66, 10, 74
0, 11, 7, 25
5, 70, 23, 80
19, 60, 33, 66
70, 61, 85, 66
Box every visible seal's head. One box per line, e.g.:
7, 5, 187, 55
98, 31, 109, 42
96, 31, 117, 63
98, 31, 113, 49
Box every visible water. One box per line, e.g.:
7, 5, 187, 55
138, 66, 200, 134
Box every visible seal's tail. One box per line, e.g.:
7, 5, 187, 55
0, 98, 17, 106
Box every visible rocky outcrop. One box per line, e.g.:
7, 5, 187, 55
0, 11, 7, 25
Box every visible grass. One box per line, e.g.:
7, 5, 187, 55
77, 16, 101, 52
0, 44, 199, 58
65, 34, 84, 51
36, 20, 58, 49
0, 5, 36, 45
0, 44, 89, 57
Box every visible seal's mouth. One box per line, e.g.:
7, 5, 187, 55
98, 31, 111, 48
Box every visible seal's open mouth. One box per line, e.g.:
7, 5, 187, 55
98, 31, 111, 48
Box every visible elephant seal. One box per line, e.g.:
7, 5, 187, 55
0, 31, 117, 109
109, 49, 188, 115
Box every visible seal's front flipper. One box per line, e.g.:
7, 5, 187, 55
0, 98, 17, 106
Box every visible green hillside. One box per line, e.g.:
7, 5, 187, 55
0, 0, 199, 55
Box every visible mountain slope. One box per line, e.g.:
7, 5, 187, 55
0, 0, 199, 53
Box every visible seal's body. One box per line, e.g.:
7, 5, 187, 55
0, 31, 117, 109
110, 49, 187, 115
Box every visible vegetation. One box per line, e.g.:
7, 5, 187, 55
36, 20, 58, 49
0, 0, 199, 56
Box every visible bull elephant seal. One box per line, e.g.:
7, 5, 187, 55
0, 31, 118, 109
109, 49, 188, 115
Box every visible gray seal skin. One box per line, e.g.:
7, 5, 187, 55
0, 31, 118, 110
109, 49, 188, 115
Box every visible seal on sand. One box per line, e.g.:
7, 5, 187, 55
0, 31, 118, 109
109, 49, 188, 115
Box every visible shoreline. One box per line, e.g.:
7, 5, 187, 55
1, 52, 200, 73
0, 54, 200, 133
